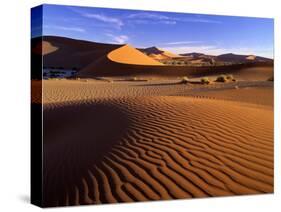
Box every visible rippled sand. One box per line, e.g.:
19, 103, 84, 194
35, 79, 273, 207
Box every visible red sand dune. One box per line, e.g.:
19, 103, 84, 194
79, 59, 273, 80
41, 80, 273, 207
108, 44, 163, 65
36, 36, 122, 70
31, 36, 273, 79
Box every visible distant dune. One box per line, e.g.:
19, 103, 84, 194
216, 53, 272, 63
179, 52, 272, 63
180, 52, 209, 57
139, 46, 179, 60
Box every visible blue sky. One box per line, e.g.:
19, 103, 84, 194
32, 4, 274, 58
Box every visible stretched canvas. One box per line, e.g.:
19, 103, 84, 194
31, 4, 274, 208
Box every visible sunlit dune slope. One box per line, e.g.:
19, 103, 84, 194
108, 44, 163, 65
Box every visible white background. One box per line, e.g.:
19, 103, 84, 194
0, 0, 280, 211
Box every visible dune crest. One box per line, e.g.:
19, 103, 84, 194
107, 44, 163, 66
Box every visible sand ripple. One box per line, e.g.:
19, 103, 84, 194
43, 95, 273, 207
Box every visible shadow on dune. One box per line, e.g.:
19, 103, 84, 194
32, 36, 122, 70
43, 101, 130, 207
78, 53, 273, 78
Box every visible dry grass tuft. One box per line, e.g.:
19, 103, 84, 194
201, 77, 210, 84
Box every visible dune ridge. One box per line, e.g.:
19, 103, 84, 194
107, 44, 163, 66
42, 80, 273, 207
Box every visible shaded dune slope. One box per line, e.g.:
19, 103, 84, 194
35, 36, 122, 69
79, 56, 273, 79
230, 66, 273, 81
186, 87, 273, 107
43, 97, 273, 207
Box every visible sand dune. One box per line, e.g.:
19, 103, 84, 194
108, 44, 163, 65
230, 66, 273, 81
42, 80, 273, 207
31, 36, 273, 79
32, 36, 122, 70
139, 46, 179, 60
217, 53, 272, 63
79, 58, 273, 79
186, 87, 273, 107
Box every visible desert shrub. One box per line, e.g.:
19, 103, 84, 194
201, 77, 210, 84
216, 75, 227, 82
226, 74, 237, 82
180, 76, 189, 84
268, 76, 274, 81
50, 70, 63, 74
226, 74, 233, 80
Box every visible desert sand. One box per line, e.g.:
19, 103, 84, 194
31, 36, 274, 207
39, 78, 273, 207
